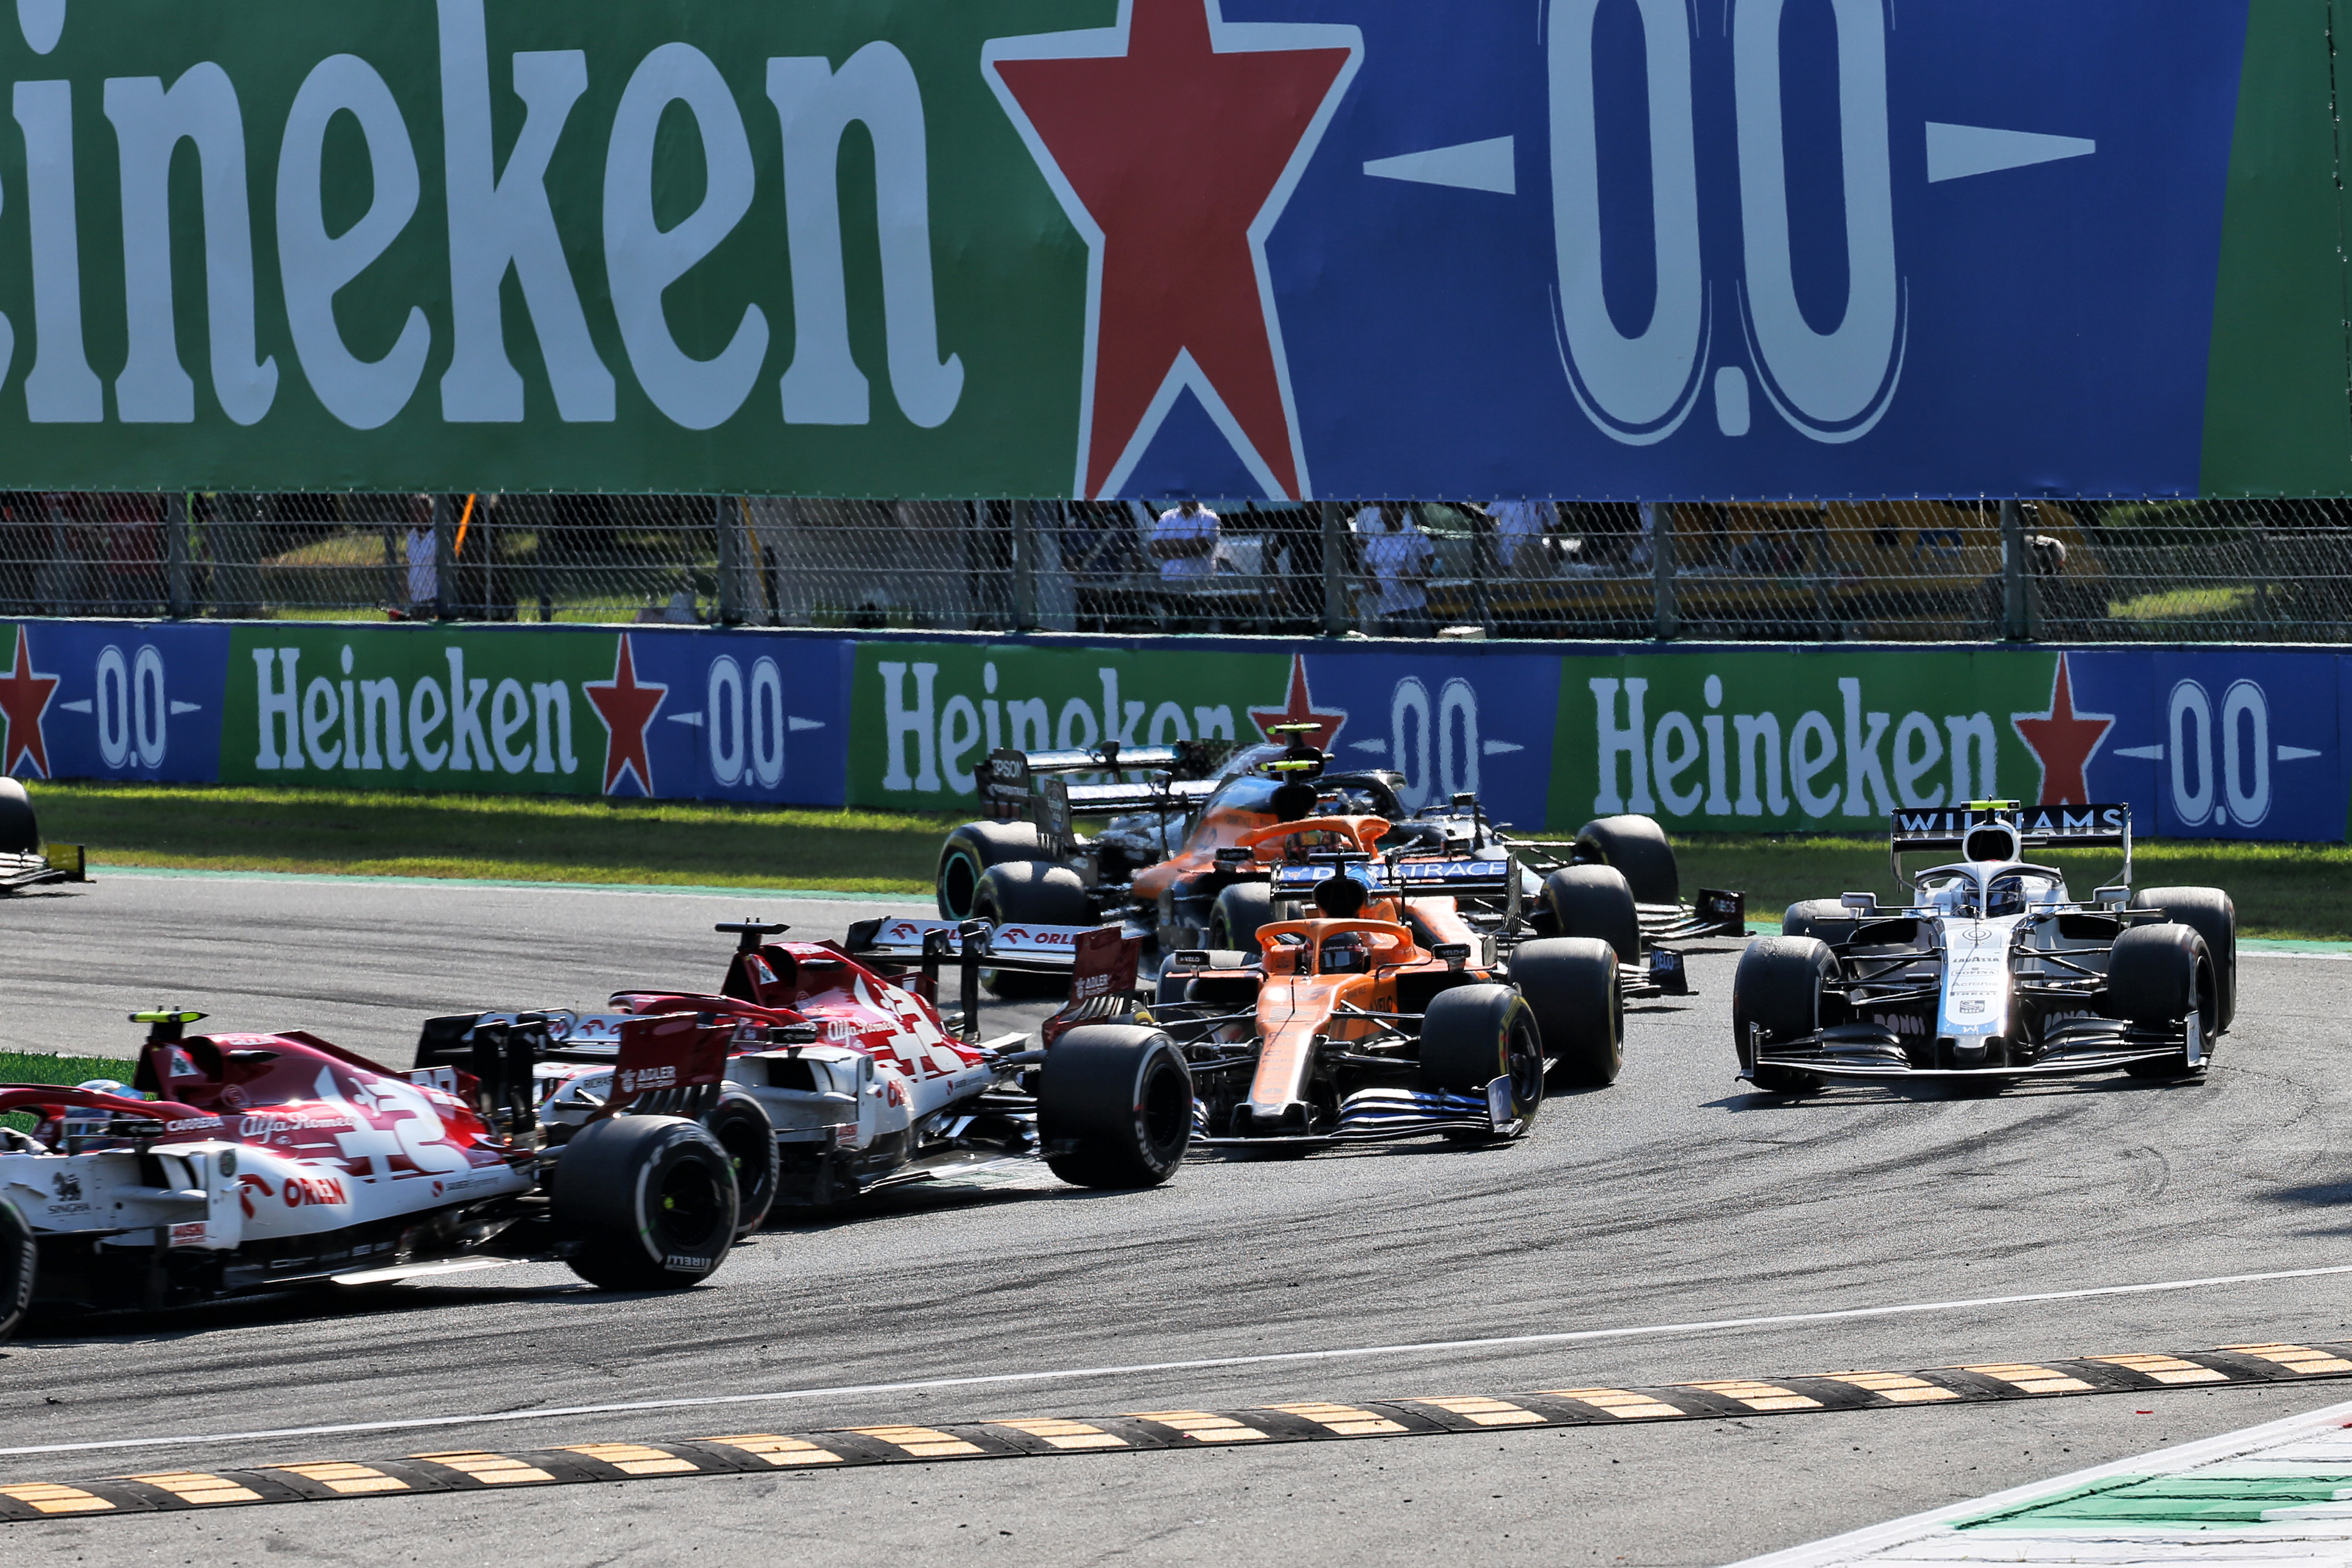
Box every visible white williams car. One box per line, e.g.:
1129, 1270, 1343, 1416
1735, 803, 2234, 1095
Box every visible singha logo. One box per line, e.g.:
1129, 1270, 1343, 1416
52, 1170, 82, 1201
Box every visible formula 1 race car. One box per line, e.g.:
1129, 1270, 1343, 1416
1735, 803, 2236, 1095
1142, 813, 1627, 1152
0, 778, 85, 893
420, 917, 1192, 1215
934, 735, 1743, 993
0, 1004, 757, 1343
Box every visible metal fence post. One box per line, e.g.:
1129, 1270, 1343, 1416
1010, 499, 1037, 632
716, 494, 745, 624
165, 490, 191, 618
1650, 502, 1678, 639
1321, 502, 1348, 635
2000, 498, 2029, 639
431, 493, 455, 620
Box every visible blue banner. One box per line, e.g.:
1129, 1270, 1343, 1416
0, 621, 228, 784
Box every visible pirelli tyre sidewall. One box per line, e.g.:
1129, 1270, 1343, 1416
0, 776, 36, 857
1542, 864, 1642, 965
1509, 936, 1623, 1089
937, 819, 1048, 920
1782, 898, 1860, 946
0, 1195, 34, 1344
2130, 887, 2236, 1034
1573, 815, 1679, 906
553, 1114, 739, 1291
1037, 1024, 1193, 1189
1418, 983, 1544, 1131
1210, 881, 1275, 951
702, 1091, 780, 1238
1734, 936, 1838, 1093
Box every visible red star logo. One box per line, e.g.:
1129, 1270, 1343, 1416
985, 0, 1361, 500
583, 637, 666, 796
1247, 654, 1345, 752
2010, 654, 2113, 806
0, 626, 59, 779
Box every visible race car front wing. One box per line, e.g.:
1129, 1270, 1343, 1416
1744, 1017, 2197, 1083
1192, 1078, 1521, 1149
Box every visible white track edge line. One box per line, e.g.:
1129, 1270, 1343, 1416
1726, 1393, 2352, 1568
6, 1262, 2351, 1461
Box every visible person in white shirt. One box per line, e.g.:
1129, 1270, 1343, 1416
1489, 499, 1556, 574
1359, 502, 1435, 637
1149, 500, 1219, 582
406, 515, 437, 615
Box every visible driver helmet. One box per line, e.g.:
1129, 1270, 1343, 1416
1985, 875, 2033, 918
59, 1079, 135, 1145
1318, 931, 1371, 975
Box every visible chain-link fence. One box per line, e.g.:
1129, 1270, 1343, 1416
0, 492, 2346, 642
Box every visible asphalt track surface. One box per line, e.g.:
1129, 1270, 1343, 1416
3, 871, 2351, 1565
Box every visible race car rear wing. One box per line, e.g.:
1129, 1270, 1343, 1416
1889, 801, 2132, 887
980, 742, 1221, 816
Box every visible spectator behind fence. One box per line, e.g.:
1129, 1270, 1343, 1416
1359, 501, 1435, 638
406, 510, 436, 616
1489, 499, 1556, 574
1150, 499, 1218, 583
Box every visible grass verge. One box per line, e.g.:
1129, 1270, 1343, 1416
1672, 834, 2352, 942
34, 783, 949, 894
20, 784, 2352, 941
0, 1051, 139, 1126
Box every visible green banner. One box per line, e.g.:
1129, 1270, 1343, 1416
848, 640, 1283, 812
1547, 650, 2060, 834
0, 0, 1081, 495
220, 623, 613, 793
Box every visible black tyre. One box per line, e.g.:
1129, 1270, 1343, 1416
1733, 936, 1836, 1094
1210, 881, 1274, 951
0, 1197, 33, 1345
702, 1091, 779, 1237
0, 778, 36, 856
552, 1114, 739, 1291
2104, 923, 2217, 1079
2131, 887, 2235, 1033
1417, 983, 1544, 1135
1510, 937, 1622, 1088
937, 819, 1047, 919
1542, 865, 1641, 966
1782, 899, 1860, 945
1574, 814, 1678, 905
973, 861, 1097, 997
1038, 1024, 1193, 1188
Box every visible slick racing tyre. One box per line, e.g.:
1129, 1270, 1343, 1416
553, 1115, 739, 1291
1037, 1025, 1193, 1188
1209, 881, 1274, 951
2130, 887, 2236, 1033
973, 861, 1096, 996
938, 820, 1047, 920
0, 1197, 34, 1345
1541, 865, 1641, 966
1509, 937, 1622, 1089
1573, 815, 1679, 906
1733, 937, 1837, 1095
2103, 923, 2218, 1080
1417, 984, 1544, 1137
702, 1092, 780, 1238
0, 777, 37, 856
1782, 899, 1861, 946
